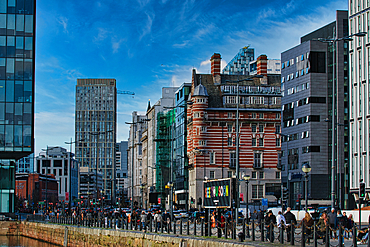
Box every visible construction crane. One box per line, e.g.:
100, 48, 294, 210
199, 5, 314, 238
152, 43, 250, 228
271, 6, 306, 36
117, 90, 135, 95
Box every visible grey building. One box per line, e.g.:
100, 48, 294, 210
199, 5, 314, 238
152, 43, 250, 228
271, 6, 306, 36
280, 10, 349, 209
0, 0, 36, 216
36, 147, 79, 203
115, 141, 128, 204
75, 79, 117, 204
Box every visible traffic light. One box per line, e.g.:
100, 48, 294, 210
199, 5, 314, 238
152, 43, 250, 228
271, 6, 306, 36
283, 187, 289, 201
190, 197, 194, 204
359, 182, 366, 198
198, 197, 202, 205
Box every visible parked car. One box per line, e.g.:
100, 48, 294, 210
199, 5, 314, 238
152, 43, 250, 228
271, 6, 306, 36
179, 210, 189, 218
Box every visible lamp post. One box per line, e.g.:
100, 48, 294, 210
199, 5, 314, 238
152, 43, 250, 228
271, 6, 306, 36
317, 31, 366, 209
167, 181, 174, 221
302, 163, 311, 212
243, 174, 250, 222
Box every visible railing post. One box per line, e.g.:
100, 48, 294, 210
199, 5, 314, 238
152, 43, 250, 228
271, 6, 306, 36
301, 221, 305, 247
174, 220, 176, 234
251, 219, 255, 241
194, 219, 197, 236
261, 222, 264, 242
280, 226, 284, 244
180, 219, 182, 235
325, 225, 329, 247
313, 223, 317, 247
352, 225, 357, 247
270, 222, 274, 243
291, 224, 295, 245
187, 220, 189, 235
201, 219, 204, 236
338, 225, 343, 247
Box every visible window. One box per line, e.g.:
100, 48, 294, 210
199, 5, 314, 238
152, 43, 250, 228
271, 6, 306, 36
276, 138, 280, 147
228, 137, 233, 146
276, 171, 281, 179
252, 124, 257, 132
254, 153, 262, 168
259, 113, 264, 119
199, 140, 206, 146
228, 171, 233, 178
252, 171, 257, 179
259, 124, 264, 132
201, 126, 206, 132
252, 113, 256, 118
252, 138, 256, 146
252, 185, 264, 199
259, 171, 264, 179
227, 124, 233, 133
259, 138, 263, 146
275, 125, 280, 134
210, 171, 215, 179
210, 152, 215, 164
230, 152, 236, 168
228, 112, 233, 118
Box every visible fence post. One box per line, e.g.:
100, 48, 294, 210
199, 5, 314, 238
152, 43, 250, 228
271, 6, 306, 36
291, 223, 295, 245
187, 220, 190, 235
280, 226, 284, 244
301, 221, 305, 247
201, 219, 204, 236
194, 219, 197, 236
313, 223, 317, 247
270, 222, 274, 243
252, 219, 255, 241
261, 222, 264, 242
352, 225, 357, 247
338, 225, 343, 247
174, 220, 176, 234
180, 219, 182, 235
325, 225, 329, 247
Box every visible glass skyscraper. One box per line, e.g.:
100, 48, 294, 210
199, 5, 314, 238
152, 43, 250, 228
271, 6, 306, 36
0, 0, 35, 215
75, 79, 117, 203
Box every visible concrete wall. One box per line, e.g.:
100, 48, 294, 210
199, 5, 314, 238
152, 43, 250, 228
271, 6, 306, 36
16, 222, 258, 247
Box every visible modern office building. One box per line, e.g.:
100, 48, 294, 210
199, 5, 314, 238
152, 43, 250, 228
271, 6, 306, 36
174, 83, 191, 210
0, 0, 36, 216
187, 53, 282, 209
281, 10, 349, 209
348, 0, 370, 205
75, 79, 117, 204
36, 147, 79, 203
115, 141, 128, 205
222, 46, 255, 75
16, 153, 34, 173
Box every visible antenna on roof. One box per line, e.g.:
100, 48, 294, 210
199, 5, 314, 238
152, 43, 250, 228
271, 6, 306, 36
199, 75, 202, 85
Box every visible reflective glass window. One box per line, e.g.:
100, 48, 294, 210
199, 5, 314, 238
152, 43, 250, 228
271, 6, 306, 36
24, 0, 33, 15
7, 14, 15, 35
0, 103, 4, 122
24, 37, 31, 58
0, 59, 4, 79
14, 102, 21, 124
23, 125, 31, 146
23, 103, 30, 124
7, 0, 15, 14
24, 15, 32, 33
15, 37, 23, 57
16, 0, 24, 14
14, 81, 22, 102
16, 15, 24, 32
7, 36, 14, 57
23, 59, 31, 79
15, 59, 22, 79
14, 125, 21, 146
5, 81, 13, 102
0, 80, 4, 101
23, 80, 31, 102
5, 103, 13, 125
0, 14, 6, 35
0, 125, 4, 146
0, 0, 6, 13
0, 36, 5, 57
6, 58, 14, 79
5, 124, 13, 146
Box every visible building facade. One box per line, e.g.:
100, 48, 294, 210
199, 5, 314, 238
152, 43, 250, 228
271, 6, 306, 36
222, 46, 255, 75
281, 10, 349, 209
36, 147, 79, 203
115, 141, 128, 205
348, 0, 370, 205
75, 79, 117, 204
0, 0, 36, 215
187, 53, 282, 209
16, 153, 34, 173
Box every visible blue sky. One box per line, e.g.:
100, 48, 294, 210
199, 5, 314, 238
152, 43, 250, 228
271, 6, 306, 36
34, 0, 347, 154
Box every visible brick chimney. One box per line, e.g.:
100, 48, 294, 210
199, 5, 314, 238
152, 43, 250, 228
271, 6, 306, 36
210, 53, 221, 76
257, 54, 268, 76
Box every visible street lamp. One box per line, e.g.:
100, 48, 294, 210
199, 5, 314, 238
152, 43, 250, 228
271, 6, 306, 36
302, 163, 311, 212
243, 173, 250, 238
317, 31, 366, 209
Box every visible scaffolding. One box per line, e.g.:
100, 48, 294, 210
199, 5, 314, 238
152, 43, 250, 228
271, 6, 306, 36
156, 110, 175, 202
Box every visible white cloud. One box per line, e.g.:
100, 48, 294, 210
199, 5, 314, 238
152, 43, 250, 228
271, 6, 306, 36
57, 16, 68, 33
139, 13, 154, 41
112, 38, 125, 54
200, 60, 210, 66
94, 27, 109, 42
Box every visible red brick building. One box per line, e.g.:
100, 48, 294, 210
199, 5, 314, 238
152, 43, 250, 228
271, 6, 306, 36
187, 53, 282, 209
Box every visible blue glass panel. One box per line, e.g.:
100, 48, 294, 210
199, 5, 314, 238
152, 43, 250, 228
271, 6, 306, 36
0, 14, 5, 35
0, 36, 4, 57
5, 81, 13, 102
24, 37, 31, 58
6, 58, 14, 79
14, 81, 22, 102
0, 80, 4, 102
15, 59, 22, 79
5, 103, 13, 125
0, 0, 5, 14
23, 125, 30, 146
7, 14, 14, 35
5, 124, 13, 146
15, 36, 22, 49
16, 14, 23, 31
0, 58, 4, 79
14, 125, 21, 146
24, 0, 33, 15
0, 103, 4, 122
16, 0, 25, 14
7, 0, 15, 14
23, 102, 30, 124
14, 102, 21, 124
23, 59, 31, 80
6, 37, 15, 57
0, 125, 4, 146
24, 15, 31, 33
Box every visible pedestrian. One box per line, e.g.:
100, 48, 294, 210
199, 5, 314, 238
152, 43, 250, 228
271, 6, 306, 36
256, 209, 264, 230
334, 210, 346, 244
220, 213, 226, 236
301, 212, 314, 243
327, 208, 337, 239
284, 207, 297, 242
276, 211, 286, 228
346, 213, 354, 238
162, 210, 171, 231
317, 212, 329, 243
140, 211, 147, 230
265, 210, 276, 241
153, 211, 162, 231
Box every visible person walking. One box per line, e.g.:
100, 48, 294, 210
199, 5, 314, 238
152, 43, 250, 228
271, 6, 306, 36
334, 210, 346, 244
256, 209, 264, 230
284, 207, 297, 242
153, 211, 162, 231
265, 210, 276, 241
276, 211, 286, 228
317, 212, 329, 243
140, 211, 147, 231
301, 212, 314, 243
327, 208, 337, 239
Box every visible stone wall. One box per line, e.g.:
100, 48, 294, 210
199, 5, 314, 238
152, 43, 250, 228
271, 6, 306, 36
0, 221, 20, 236
19, 222, 257, 247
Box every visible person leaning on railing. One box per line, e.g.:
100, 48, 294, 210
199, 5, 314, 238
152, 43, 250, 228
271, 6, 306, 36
284, 207, 297, 242
317, 212, 329, 243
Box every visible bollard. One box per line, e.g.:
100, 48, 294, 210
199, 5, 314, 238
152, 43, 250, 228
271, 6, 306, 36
194, 219, 197, 236
180, 219, 182, 235
261, 222, 265, 242
352, 225, 357, 247
269, 223, 273, 243
225, 220, 228, 239
242, 218, 246, 238
187, 220, 190, 235
208, 216, 211, 237
63, 226, 68, 247
232, 220, 235, 239
174, 220, 176, 234
325, 225, 329, 247
161, 220, 164, 233
130, 217, 132, 230
252, 219, 255, 241
291, 224, 295, 245
313, 224, 317, 247
280, 226, 284, 244
149, 218, 152, 232
301, 221, 305, 247
155, 220, 158, 233
201, 219, 204, 236
338, 225, 343, 247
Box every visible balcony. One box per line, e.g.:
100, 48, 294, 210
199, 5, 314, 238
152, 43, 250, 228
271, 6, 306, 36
253, 162, 264, 169
229, 163, 236, 169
